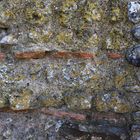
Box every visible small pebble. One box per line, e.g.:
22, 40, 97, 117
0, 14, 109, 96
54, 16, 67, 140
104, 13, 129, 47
128, 1, 140, 23
126, 45, 140, 67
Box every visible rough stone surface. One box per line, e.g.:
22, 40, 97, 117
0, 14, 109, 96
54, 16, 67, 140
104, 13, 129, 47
0, 0, 139, 139
64, 89, 92, 110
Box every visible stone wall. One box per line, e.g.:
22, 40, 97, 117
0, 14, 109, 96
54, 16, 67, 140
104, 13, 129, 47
0, 0, 140, 139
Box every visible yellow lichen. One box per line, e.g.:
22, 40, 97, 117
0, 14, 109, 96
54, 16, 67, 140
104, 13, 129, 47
0, 97, 8, 108
104, 28, 128, 50
41, 97, 62, 107
61, 0, 78, 12
96, 91, 131, 113
83, 33, 99, 48
41, 32, 53, 43
56, 31, 73, 44
4, 10, 16, 19
84, 1, 103, 22
114, 73, 128, 89
35, 1, 45, 9
14, 74, 25, 81
110, 7, 121, 22
25, 8, 46, 25
10, 89, 33, 110
58, 13, 72, 26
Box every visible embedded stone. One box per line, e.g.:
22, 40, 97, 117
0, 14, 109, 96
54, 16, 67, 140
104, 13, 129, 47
37, 91, 63, 108
64, 95, 92, 110
131, 132, 140, 140
131, 124, 140, 132
0, 34, 18, 45
125, 85, 140, 93
125, 45, 140, 67
133, 111, 140, 122
128, 1, 140, 23
132, 26, 140, 40
9, 88, 33, 110
95, 90, 132, 113
64, 89, 92, 110
131, 124, 140, 140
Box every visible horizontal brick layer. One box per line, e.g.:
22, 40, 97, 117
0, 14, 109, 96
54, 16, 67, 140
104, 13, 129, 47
13, 50, 124, 60
0, 107, 130, 125
107, 52, 124, 59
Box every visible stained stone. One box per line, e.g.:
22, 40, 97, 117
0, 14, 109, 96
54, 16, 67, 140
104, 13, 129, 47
125, 45, 140, 67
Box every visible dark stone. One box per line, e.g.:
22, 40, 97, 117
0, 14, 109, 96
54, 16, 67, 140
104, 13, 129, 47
131, 124, 140, 132
59, 121, 126, 140
128, 1, 140, 23
90, 112, 128, 127
132, 26, 140, 40
125, 45, 140, 67
79, 123, 129, 139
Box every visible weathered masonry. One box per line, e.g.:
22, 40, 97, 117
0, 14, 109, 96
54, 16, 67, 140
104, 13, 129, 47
0, 0, 140, 140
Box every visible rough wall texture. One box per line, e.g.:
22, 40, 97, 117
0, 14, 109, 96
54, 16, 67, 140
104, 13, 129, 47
0, 0, 140, 140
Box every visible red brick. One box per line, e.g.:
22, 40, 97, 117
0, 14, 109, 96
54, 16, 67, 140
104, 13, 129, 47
15, 51, 46, 59
107, 52, 124, 59
41, 108, 86, 121
73, 52, 95, 59
53, 51, 95, 59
